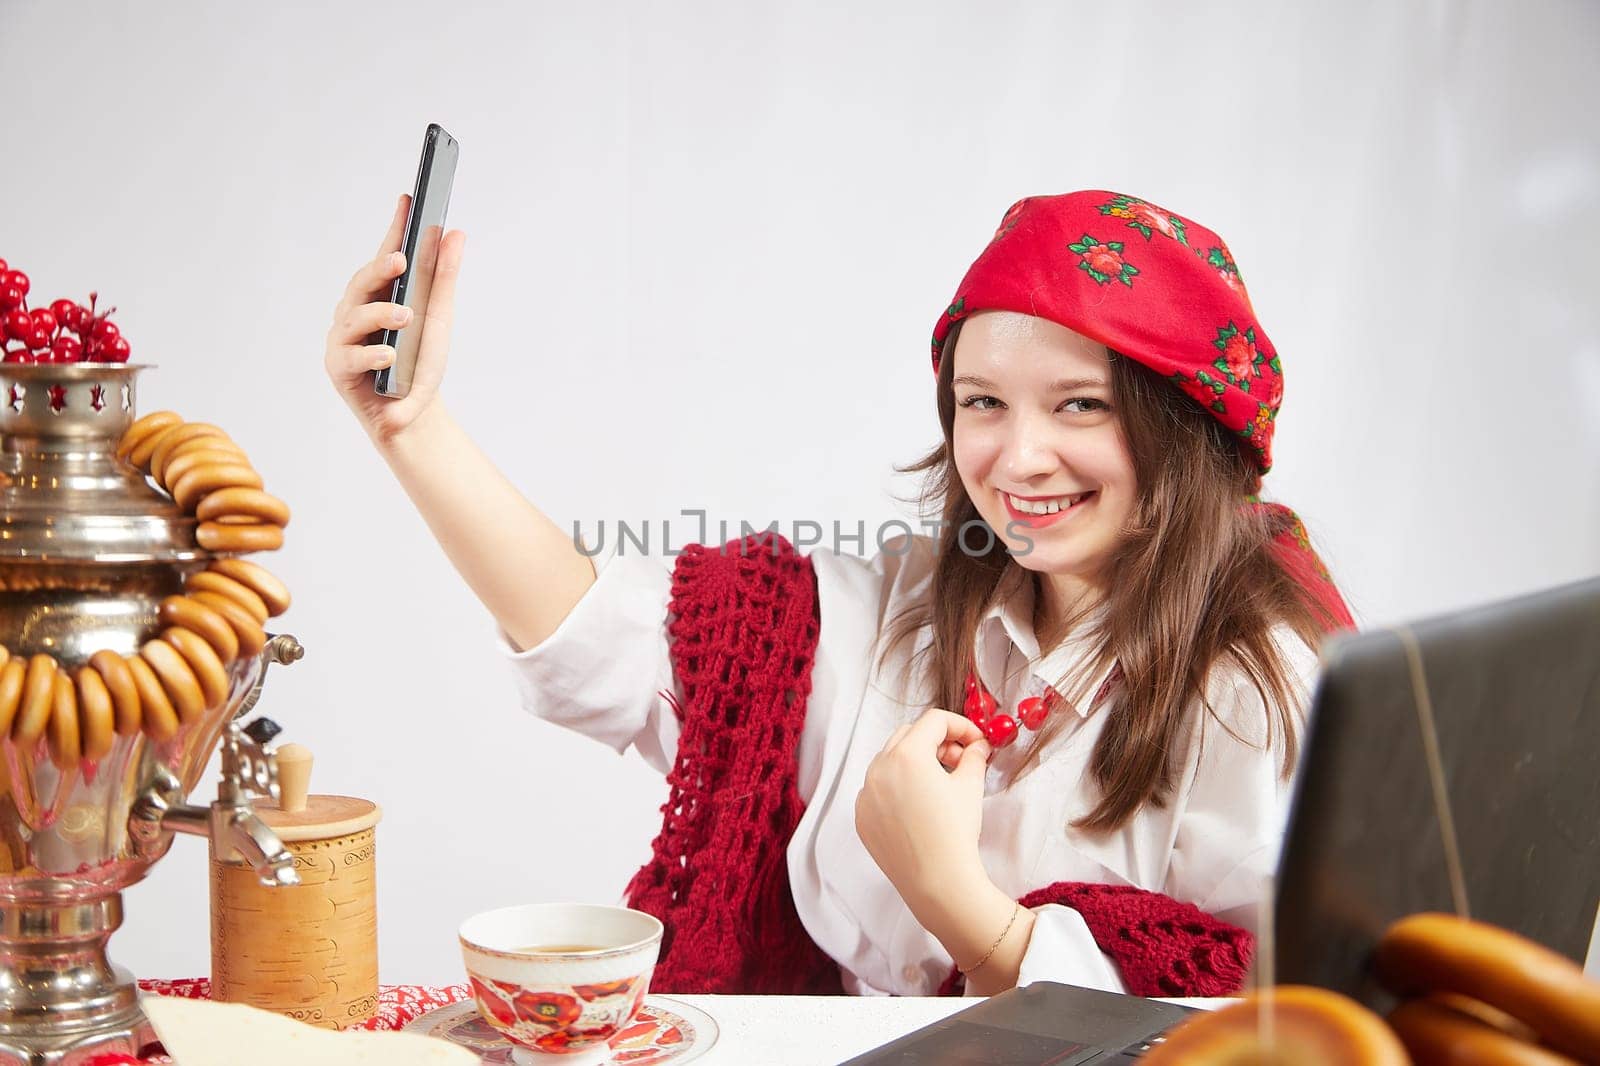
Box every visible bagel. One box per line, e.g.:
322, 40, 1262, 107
14, 654, 58, 745
188, 591, 267, 658
124, 655, 179, 742
74, 666, 116, 762
128, 421, 190, 473
1388, 997, 1580, 1065
196, 522, 283, 553
158, 595, 239, 662
117, 410, 181, 462
1140, 985, 1408, 1066
139, 639, 205, 725
195, 487, 290, 529
185, 572, 269, 624
48, 671, 81, 770
166, 431, 246, 463
0, 658, 25, 738
0, 645, 8, 669
162, 446, 249, 491
161, 627, 230, 709
154, 431, 234, 487
207, 559, 291, 617
1428, 990, 1541, 1042
172, 462, 261, 513
148, 423, 229, 483
89, 649, 142, 736
1375, 912, 1600, 1062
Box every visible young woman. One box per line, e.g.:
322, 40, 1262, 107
324, 189, 1351, 1000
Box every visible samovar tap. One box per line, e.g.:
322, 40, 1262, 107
129, 719, 301, 888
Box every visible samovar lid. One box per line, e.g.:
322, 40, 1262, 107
0, 363, 206, 564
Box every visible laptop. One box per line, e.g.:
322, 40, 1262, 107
842, 575, 1600, 1064
1273, 574, 1600, 999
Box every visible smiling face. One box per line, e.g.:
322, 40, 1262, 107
949, 311, 1138, 616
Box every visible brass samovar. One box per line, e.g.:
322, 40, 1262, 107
0, 362, 300, 1064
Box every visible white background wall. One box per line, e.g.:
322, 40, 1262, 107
3, 0, 1596, 985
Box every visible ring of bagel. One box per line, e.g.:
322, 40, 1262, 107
21, 413, 296, 754
74, 665, 116, 762
185, 572, 269, 624
187, 591, 268, 658
117, 410, 182, 463
195, 487, 290, 529
162, 446, 249, 492
153, 431, 233, 487
161, 627, 230, 709
197, 522, 283, 553
172, 463, 262, 513
206, 559, 292, 617
132, 421, 214, 474
14, 655, 59, 745
48, 671, 80, 770
1139, 985, 1409, 1066
1375, 912, 1600, 1062
0, 657, 26, 738
166, 431, 247, 463
1388, 997, 1580, 1066
158, 596, 239, 662
147, 423, 229, 481
89, 649, 142, 736
139, 639, 205, 725
124, 655, 179, 742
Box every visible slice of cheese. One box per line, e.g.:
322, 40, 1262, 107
141, 995, 478, 1065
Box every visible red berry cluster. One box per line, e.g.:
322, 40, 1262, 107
0, 258, 132, 364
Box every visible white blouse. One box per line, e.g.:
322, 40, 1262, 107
497, 534, 1319, 997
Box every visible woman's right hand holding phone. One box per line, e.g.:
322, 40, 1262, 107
320, 194, 596, 653
324, 193, 465, 445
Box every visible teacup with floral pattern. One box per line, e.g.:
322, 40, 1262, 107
460, 903, 663, 1064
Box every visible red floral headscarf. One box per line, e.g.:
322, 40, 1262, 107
931, 190, 1281, 471
930, 190, 1353, 628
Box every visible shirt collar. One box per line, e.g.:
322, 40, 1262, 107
974, 568, 1113, 720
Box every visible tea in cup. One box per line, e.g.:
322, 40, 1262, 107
459, 903, 663, 1063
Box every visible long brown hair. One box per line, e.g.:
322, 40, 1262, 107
878, 318, 1343, 833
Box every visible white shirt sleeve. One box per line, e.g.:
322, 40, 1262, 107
964, 905, 1127, 997
1164, 628, 1320, 937
493, 547, 682, 774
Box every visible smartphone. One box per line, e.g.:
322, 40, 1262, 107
374, 123, 460, 399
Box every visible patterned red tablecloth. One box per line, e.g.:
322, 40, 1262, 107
84, 980, 474, 1064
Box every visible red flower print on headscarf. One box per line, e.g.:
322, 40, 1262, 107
1212, 322, 1264, 388
1087, 246, 1123, 276
1098, 193, 1189, 245
1129, 201, 1177, 240
1069, 235, 1140, 287
1221, 331, 1258, 382
1241, 404, 1276, 465
1261, 369, 1283, 408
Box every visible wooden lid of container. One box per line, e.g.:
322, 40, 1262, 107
251, 743, 382, 842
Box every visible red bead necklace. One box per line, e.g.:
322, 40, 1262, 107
963, 665, 1122, 748
963, 671, 1066, 748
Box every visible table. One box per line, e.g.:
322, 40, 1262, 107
132, 981, 1226, 1064
668, 994, 1225, 1064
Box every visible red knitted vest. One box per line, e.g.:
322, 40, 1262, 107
624, 532, 842, 994
626, 532, 1349, 997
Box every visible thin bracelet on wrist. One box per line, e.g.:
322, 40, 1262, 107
959, 902, 1022, 976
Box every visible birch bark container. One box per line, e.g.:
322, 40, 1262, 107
209, 743, 382, 1029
